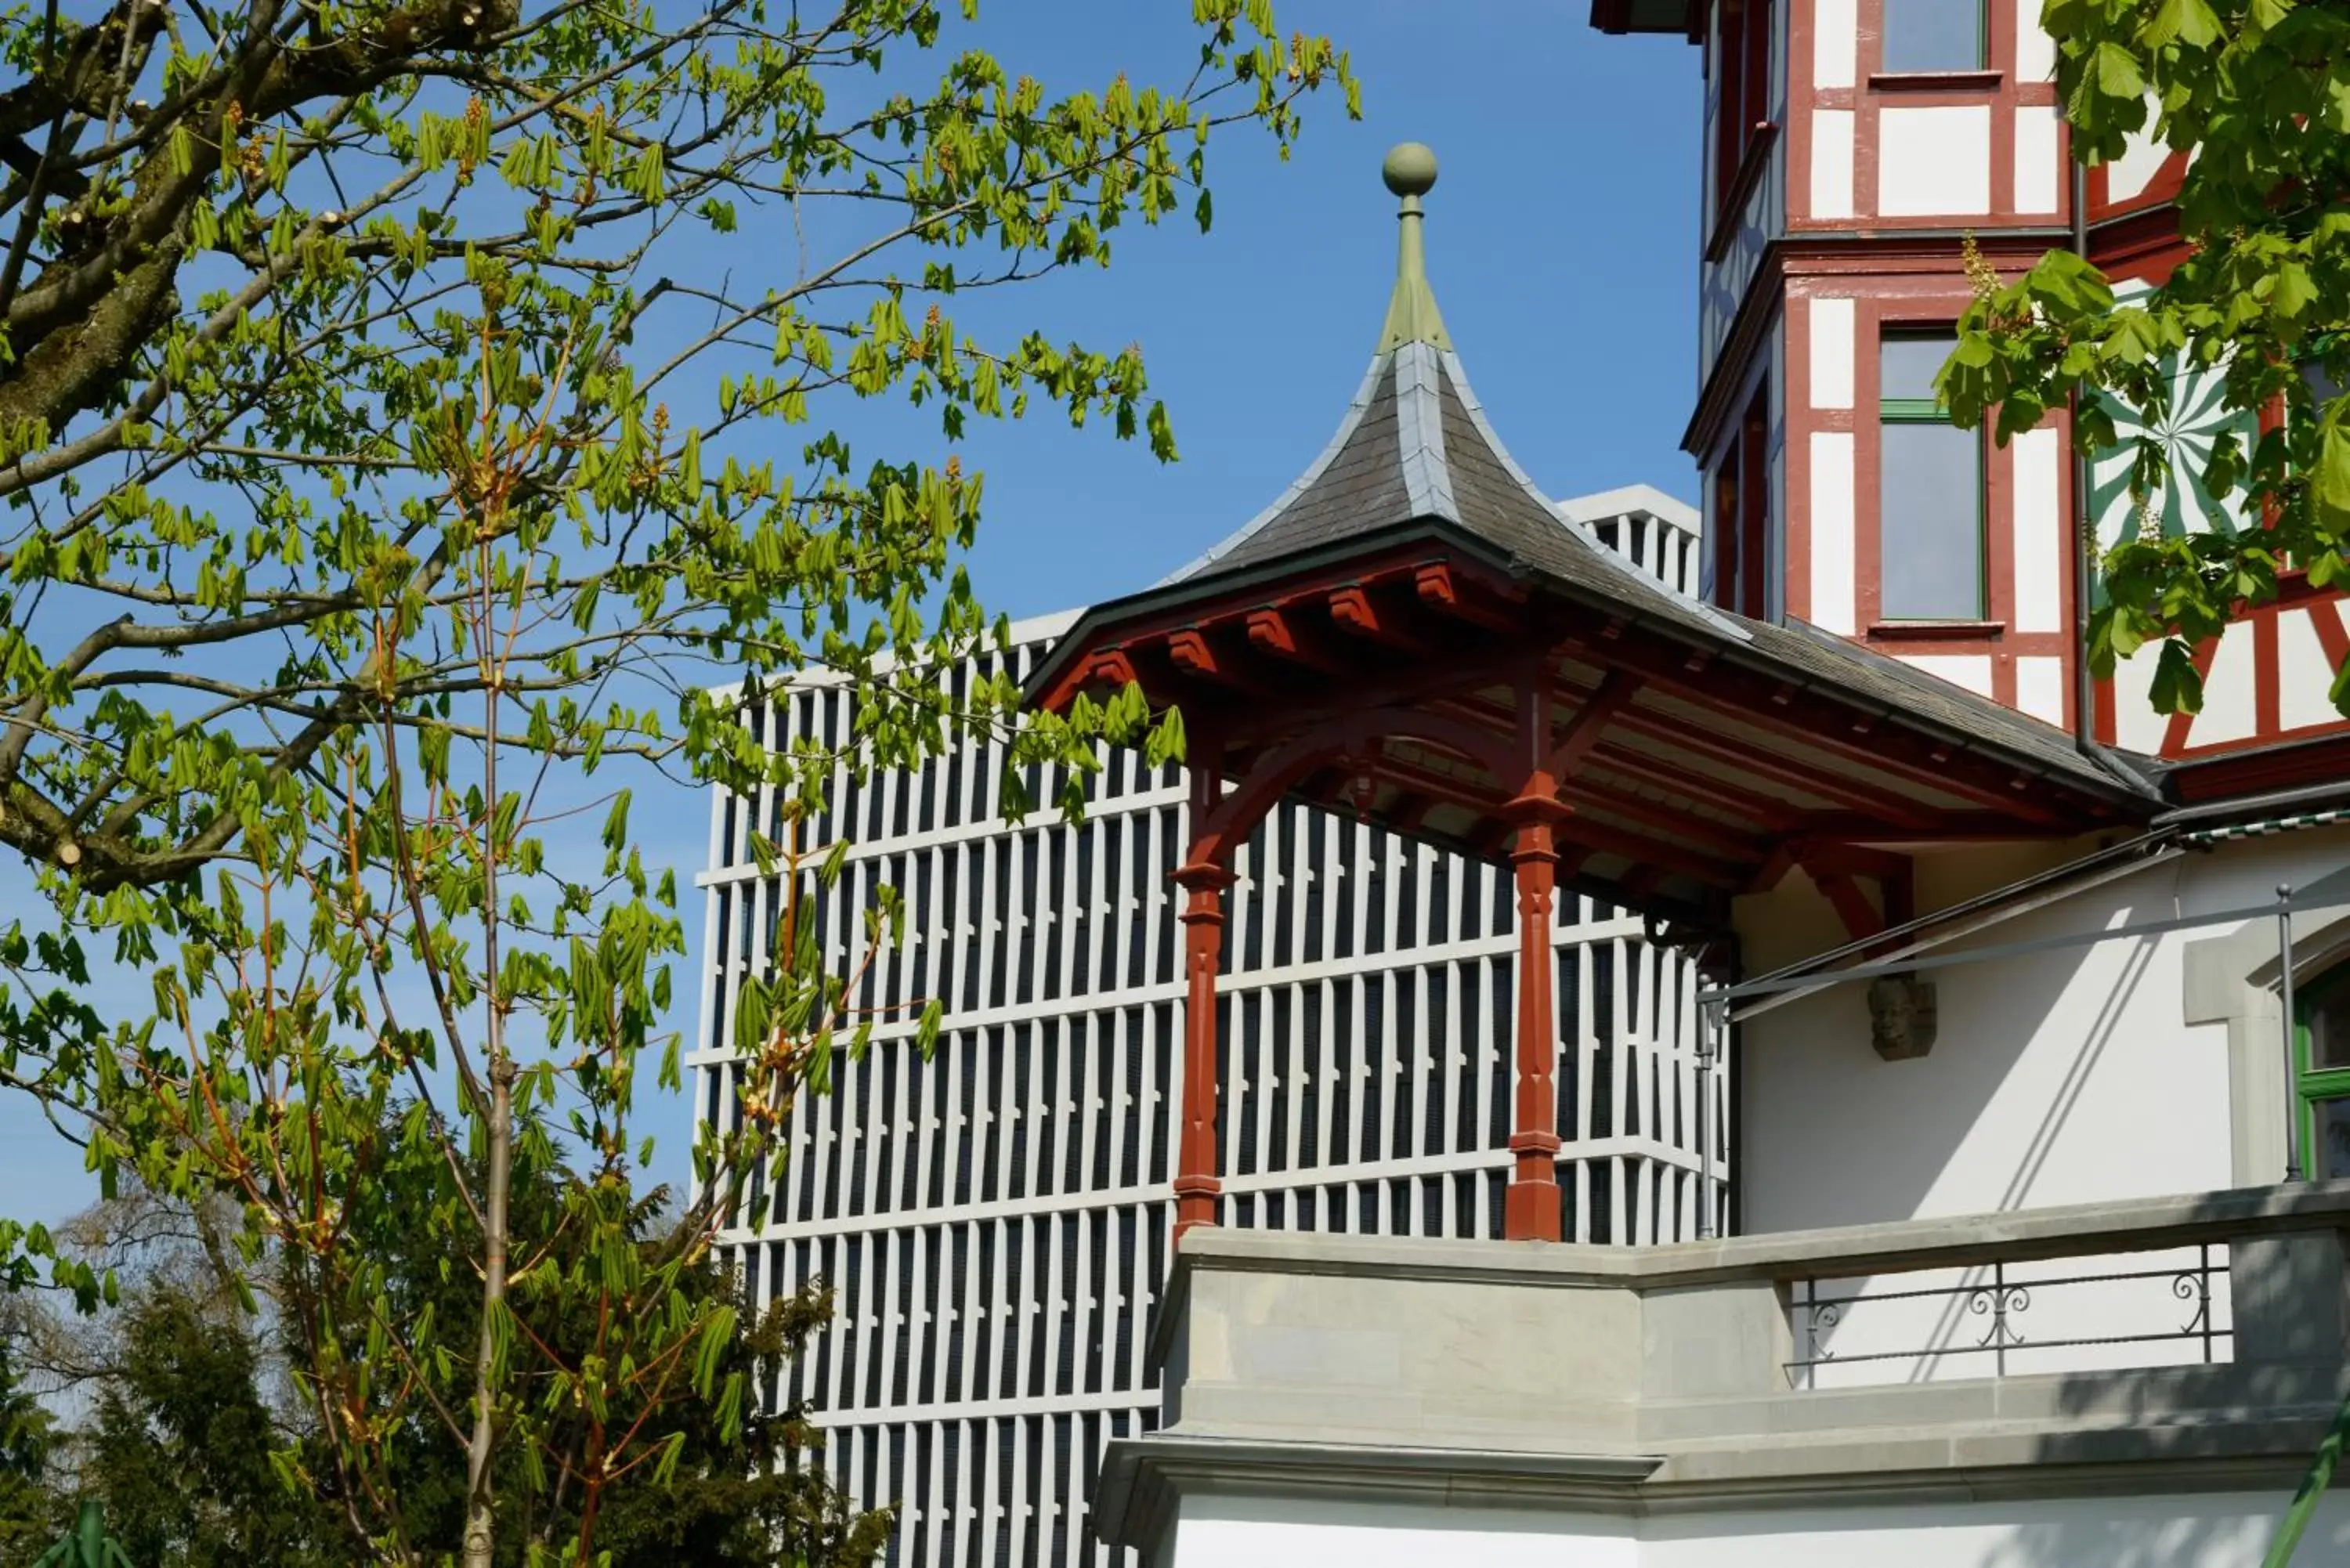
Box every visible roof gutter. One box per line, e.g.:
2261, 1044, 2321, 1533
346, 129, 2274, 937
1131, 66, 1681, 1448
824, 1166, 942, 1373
2153, 779, 2350, 834
1725, 779, 2350, 1022
1721, 827, 2184, 1022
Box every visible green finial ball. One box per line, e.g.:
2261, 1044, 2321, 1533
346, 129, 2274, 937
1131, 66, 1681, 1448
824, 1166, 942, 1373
1382, 143, 1438, 200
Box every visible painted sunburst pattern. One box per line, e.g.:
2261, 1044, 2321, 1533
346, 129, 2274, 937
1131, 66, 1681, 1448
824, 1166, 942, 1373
2088, 288, 2258, 554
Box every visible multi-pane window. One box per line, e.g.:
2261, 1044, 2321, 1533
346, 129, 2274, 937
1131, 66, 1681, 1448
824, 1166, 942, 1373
1878, 333, 1984, 620
1882, 0, 1987, 74
1711, 386, 1771, 620
2298, 966, 2350, 1179
1712, 0, 1773, 224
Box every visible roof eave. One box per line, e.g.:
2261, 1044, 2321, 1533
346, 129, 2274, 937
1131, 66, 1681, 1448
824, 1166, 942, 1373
1030, 516, 2152, 826
1589, 0, 1702, 39
1023, 516, 1481, 708
1499, 570, 2160, 820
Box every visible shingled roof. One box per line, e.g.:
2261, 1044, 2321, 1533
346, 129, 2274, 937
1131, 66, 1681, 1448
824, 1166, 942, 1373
1119, 146, 2153, 806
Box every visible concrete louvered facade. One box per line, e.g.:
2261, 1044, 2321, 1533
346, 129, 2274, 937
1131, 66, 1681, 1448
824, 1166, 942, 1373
689, 487, 1712, 1568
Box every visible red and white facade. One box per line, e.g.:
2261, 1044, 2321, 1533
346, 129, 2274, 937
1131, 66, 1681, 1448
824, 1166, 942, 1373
1614, 0, 2350, 761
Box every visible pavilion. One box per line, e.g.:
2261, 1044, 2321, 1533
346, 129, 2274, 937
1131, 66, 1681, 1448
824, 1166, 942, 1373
1025, 145, 2157, 1245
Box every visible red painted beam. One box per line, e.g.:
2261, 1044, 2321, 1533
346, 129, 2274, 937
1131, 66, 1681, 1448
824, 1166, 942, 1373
1546, 670, 1643, 777
1567, 785, 1768, 861
1415, 562, 1521, 634
1813, 870, 1884, 945
1329, 584, 1436, 655
1245, 606, 1350, 676
1798, 840, 1913, 883
1167, 627, 1272, 696
1783, 810, 2071, 843
1368, 753, 1753, 887
1583, 745, 1801, 832
1436, 687, 1950, 833
1555, 631, 2088, 828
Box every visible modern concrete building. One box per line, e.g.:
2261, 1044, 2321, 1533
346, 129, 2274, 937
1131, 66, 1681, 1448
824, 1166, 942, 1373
691, 491, 1714, 1568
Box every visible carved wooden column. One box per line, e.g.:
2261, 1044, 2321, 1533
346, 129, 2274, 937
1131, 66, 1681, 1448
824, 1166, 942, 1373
1173, 739, 1231, 1242
1172, 859, 1232, 1240
1502, 774, 1571, 1241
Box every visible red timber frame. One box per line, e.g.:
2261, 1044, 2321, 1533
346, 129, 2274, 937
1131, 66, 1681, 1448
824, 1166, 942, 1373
1161, 669, 1576, 1241
1033, 540, 2132, 1247
2085, 222, 2350, 761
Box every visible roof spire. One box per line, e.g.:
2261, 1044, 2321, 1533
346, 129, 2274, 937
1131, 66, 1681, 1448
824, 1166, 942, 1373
1377, 143, 1452, 353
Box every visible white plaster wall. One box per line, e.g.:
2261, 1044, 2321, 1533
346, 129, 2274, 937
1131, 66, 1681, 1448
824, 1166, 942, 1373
1879, 107, 1990, 217
1166, 1491, 2350, 1568
2014, 106, 2061, 215
2010, 428, 2063, 634
1809, 298, 1854, 410
1809, 431, 1856, 633
1811, 110, 1855, 219
2110, 638, 2174, 753
2016, 656, 2066, 728
2015, 0, 2058, 83
1737, 832, 2350, 1234
1896, 652, 1994, 697
2279, 606, 2345, 733
2194, 622, 2261, 748
1813, 0, 1856, 89
2107, 103, 2173, 204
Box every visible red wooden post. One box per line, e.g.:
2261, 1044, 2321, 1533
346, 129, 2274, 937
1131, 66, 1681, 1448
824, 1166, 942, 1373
1502, 774, 1571, 1241
1173, 735, 1231, 1244
1173, 859, 1233, 1241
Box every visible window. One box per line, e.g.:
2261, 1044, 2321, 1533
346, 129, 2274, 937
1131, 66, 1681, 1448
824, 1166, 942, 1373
1882, 0, 1987, 74
1878, 333, 1984, 620
1712, 0, 1773, 224
2300, 337, 2344, 415
2298, 966, 2350, 1180
1709, 385, 1771, 618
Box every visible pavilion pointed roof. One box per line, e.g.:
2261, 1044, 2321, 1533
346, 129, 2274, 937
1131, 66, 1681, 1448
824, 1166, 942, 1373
1159, 147, 1753, 641
1029, 146, 2158, 923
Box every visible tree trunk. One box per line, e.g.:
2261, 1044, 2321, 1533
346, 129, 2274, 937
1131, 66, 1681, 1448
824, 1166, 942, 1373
462, 1048, 515, 1568
465, 635, 512, 1568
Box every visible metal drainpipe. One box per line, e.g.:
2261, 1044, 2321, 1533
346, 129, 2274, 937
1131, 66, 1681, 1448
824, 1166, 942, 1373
2069, 157, 2100, 758
2065, 157, 2160, 799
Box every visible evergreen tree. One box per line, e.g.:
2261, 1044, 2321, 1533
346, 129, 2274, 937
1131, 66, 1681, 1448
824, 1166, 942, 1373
0, 1332, 60, 1562
82, 1291, 339, 1567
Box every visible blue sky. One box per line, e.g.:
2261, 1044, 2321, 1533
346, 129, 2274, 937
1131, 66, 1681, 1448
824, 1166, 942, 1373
951, 0, 1705, 616
0, 2, 1702, 1227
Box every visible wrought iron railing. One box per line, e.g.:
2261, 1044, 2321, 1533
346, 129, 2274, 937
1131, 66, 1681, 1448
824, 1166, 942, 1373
1787, 1243, 2231, 1389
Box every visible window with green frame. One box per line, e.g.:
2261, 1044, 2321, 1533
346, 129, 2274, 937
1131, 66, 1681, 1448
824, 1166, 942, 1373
1878, 332, 1986, 620
2296, 964, 2350, 1180
1882, 0, 1987, 74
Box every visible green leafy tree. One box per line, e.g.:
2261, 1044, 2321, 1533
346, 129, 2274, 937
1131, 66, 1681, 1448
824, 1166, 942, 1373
19, 1174, 882, 1568
282, 1133, 892, 1567
1941, 0, 2350, 717
0, 3, 1354, 1565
